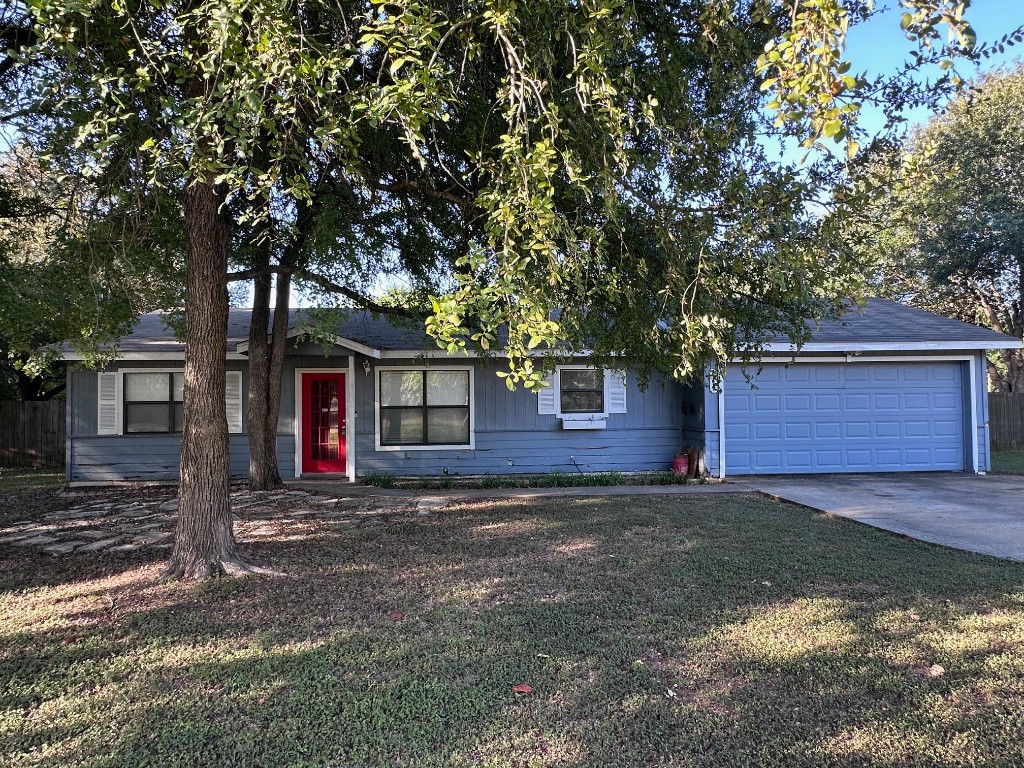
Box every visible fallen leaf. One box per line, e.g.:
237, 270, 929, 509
927, 664, 946, 678
511, 683, 533, 693
761, 581, 772, 586
389, 610, 405, 620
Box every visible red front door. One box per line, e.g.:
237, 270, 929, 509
301, 372, 347, 473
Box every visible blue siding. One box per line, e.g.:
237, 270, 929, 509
352, 359, 685, 476
70, 435, 296, 482
68, 361, 295, 482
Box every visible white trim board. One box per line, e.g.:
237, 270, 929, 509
237, 328, 381, 359
761, 340, 1018, 352
64, 351, 248, 360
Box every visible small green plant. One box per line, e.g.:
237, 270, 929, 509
480, 473, 503, 489
362, 471, 396, 489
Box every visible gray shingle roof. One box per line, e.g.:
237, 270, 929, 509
68, 309, 435, 355
772, 298, 1018, 349
64, 298, 1019, 357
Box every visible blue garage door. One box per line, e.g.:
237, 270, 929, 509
724, 361, 965, 474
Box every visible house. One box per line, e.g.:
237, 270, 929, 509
59, 298, 1019, 483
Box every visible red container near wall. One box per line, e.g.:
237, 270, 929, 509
672, 455, 689, 475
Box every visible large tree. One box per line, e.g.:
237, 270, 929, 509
14, 0, 999, 578
852, 63, 1024, 392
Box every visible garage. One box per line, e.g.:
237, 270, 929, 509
722, 360, 968, 475
701, 299, 1018, 478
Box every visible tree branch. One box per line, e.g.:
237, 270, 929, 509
299, 271, 425, 319
225, 264, 424, 319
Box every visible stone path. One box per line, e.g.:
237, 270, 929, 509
0, 488, 448, 557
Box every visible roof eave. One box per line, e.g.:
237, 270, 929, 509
763, 340, 1021, 353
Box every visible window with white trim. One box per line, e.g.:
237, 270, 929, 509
124, 372, 184, 433
378, 369, 472, 447
537, 366, 627, 428
97, 369, 243, 435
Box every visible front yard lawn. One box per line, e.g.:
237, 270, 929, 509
0, 467, 64, 498
991, 450, 1024, 475
3, 491, 1023, 767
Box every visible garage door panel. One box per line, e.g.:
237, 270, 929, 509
785, 394, 812, 411
875, 421, 900, 438
815, 422, 841, 439
875, 393, 900, 410
845, 422, 871, 439
724, 362, 965, 475
815, 394, 841, 411
845, 393, 871, 411
903, 393, 931, 410
786, 450, 812, 468
785, 423, 811, 439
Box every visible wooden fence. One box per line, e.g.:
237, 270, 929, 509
989, 394, 1024, 451
0, 401, 66, 468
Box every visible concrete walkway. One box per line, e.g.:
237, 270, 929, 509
291, 478, 745, 500
739, 473, 1024, 562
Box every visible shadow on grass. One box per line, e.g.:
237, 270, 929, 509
2, 494, 1024, 766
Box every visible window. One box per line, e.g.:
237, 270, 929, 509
560, 368, 605, 414
536, 366, 626, 428
378, 369, 471, 447
98, 369, 242, 436
124, 372, 184, 433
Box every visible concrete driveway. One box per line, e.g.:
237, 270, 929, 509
738, 473, 1024, 562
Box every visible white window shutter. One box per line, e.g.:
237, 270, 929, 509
537, 372, 557, 415
97, 372, 120, 435
225, 371, 243, 433
607, 370, 627, 414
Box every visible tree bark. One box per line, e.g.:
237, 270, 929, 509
265, 270, 291, 476
246, 255, 291, 489
167, 179, 242, 579
246, 243, 280, 490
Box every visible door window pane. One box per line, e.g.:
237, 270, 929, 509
380, 408, 425, 444
427, 407, 470, 444
426, 371, 469, 406
125, 373, 169, 402
380, 371, 423, 406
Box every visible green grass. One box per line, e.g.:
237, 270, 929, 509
0, 467, 64, 497
3, 493, 1024, 767
991, 450, 1024, 475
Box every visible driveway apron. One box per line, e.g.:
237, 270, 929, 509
738, 473, 1024, 562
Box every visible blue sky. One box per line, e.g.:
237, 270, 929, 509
845, 0, 1024, 134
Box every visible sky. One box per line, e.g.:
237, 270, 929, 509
844, 0, 1024, 134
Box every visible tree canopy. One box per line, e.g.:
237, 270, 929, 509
5, 0, 1013, 577
851, 62, 1024, 392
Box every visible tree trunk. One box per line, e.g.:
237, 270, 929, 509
246, 248, 280, 490
246, 264, 291, 489
167, 179, 242, 579
265, 270, 291, 476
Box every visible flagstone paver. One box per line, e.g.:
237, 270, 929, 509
1, 485, 429, 556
